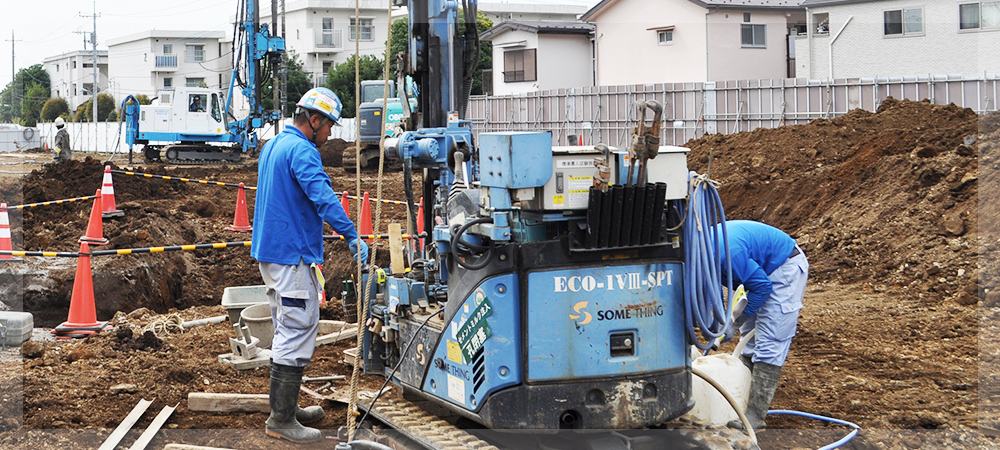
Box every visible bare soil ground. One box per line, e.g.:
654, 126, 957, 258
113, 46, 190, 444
0, 100, 996, 449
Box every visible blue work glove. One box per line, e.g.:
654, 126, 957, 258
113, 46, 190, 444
349, 239, 369, 264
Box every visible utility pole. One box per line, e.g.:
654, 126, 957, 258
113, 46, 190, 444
6, 31, 22, 117
81, 1, 100, 126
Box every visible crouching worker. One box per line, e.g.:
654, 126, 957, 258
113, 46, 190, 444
717, 220, 808, 431
250, 87, 369, 443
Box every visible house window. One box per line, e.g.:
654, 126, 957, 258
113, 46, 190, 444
503, 48, 536, 83
813, 13, 830, 35
322, 60, 333, 74
884, 8, 923, 35
960, 2, 1000, 30
741, 24, 766, 47
56, 64, 59, 72
73, 61, 77, 69
744, 13, 752, 22
350, 18, 374, 41
164, 77, 173, 88
163, 44, 173, 54
186, 44, 205, 62
658, 29, 674, 45
186, 77, 205, 88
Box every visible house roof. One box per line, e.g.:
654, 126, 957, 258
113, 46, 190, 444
480, 20, 596, 41
107, 30, 226, 47
800, 0, 874, 5
582, 0, 803, 21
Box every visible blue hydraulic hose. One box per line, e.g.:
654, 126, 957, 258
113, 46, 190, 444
683, 171, 734, 350
767, 410, 861, 450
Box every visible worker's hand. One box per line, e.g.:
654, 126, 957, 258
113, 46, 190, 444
722, 313, 749, 344
349, 239, 369, 264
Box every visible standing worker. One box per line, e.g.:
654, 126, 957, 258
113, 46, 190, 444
251, 87, 368, 443
717, 220, 808, 431
53, 117, 71, 162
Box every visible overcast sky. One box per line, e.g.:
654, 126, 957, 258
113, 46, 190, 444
1, 0, 599, 88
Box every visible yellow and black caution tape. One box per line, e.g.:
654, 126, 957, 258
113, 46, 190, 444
0, 250, 80, 258
111, 170, 256, 190
9, 195, 99, 210
89, 241, 252, 256
344, 195, 408, 206
325, 234, 416, 240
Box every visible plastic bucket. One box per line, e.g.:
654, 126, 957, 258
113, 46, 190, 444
240, 302, 274, 349
689, 353, 752, 425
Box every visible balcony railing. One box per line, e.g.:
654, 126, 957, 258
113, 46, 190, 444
155, 54, 178, 68
315, 29, 343, 49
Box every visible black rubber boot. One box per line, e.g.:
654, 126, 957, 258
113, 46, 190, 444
296, 405, 324, 424
729, 362, 782, 431
266, 363, 322, 443
739, 354, 754, 372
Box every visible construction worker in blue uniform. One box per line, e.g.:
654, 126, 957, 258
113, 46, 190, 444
718, 220, 808, 431
251, 87, 368, 443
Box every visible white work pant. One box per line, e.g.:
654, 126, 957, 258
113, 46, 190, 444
739, 247, 808, 367
259, 261, 322, 368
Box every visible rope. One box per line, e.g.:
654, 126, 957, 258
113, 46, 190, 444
346, 0, 367, 438
347, 0, 395, 439
141, 313, 184, 338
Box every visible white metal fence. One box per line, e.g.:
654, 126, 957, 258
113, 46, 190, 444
9, 73, 998, 155
467, 73, 1000, 148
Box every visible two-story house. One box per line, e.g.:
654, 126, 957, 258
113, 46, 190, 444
261, 0, 393, 86
42, 50, 109, 111
481, 21, 595, 96
107, 30, 233, 98
797, 0, 1000, 79
581, 0, 805, 85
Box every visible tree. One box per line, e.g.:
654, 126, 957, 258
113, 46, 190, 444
74, 93, 116, 122
324, 54, 386, 119
262, 51, 312, 117
0, 64, 50, 123
135, 94, 152, 105
385, 12, 493, 95
20, 84, 49, 126
40, 98, 70, 122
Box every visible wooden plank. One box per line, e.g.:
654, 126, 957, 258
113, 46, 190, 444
187, 393, 269, 413
315, 325, 358, 346
300, 384, 327, 401
163, 446, 236, 450
97, 398, 153, 450
302, 375, 346, 383
389, 223, 405, 273
128, 403, 178, 450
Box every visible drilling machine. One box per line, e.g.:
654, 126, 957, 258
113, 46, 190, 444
356, 0, 718, 440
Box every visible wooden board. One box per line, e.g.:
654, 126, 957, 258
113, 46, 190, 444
315, 324, 358, 346
97, 398, 153, 450
389, 222, 405, 273
186, 393, 269, 413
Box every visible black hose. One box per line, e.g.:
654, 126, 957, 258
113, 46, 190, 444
451, 217, 494, 271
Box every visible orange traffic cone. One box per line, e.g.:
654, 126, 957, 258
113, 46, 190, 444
80, 190, 110, 246
341, 190, 350, 216
53, 242, 108, 339
0, 203, 23, 263
225, 183, 253, 232
416, 198, 425, 253
101, 165, 123, 218
360, 192, 373, 242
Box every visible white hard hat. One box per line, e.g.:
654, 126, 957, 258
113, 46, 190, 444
296, 88, 342, 123
54, 117, 65, 128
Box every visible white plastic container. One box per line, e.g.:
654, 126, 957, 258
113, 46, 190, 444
221, 285, 268, 324
689, 353, 752, 425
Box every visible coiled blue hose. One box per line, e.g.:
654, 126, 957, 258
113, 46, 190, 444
682, 171, 734, 350
767, 410, 861, 450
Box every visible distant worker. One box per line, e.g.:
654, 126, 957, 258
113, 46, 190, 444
250, 87, 368, 444
717, 220, 808, 431
52, 117, 72, 163
189, 95, 204, 112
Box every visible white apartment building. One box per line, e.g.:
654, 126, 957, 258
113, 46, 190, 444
42, 50, 109, 111
107, 30, 233, 99
798, 0, 1000, 79
261, 0, 393, 86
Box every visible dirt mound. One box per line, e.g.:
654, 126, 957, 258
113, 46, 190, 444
686, 98, 981, 304
1, 155, 416, 326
